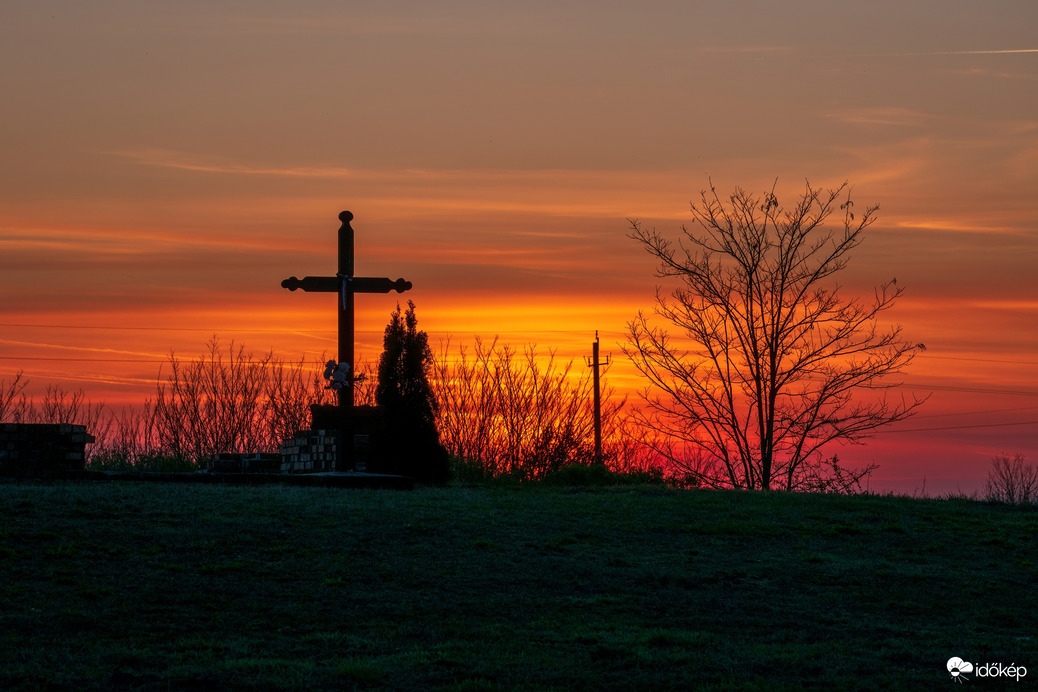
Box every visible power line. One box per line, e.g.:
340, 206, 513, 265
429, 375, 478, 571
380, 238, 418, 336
0, 323, 629, 337
896, 383, 1038, 398
0, 357, 341, 367
0, 357, 166, 363
0, 323, 313, 334
918, 354, 1038, 366
881, 419, 1038, 434
911, 404, 1038, 420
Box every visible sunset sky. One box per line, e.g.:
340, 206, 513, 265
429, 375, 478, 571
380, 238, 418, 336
2, 1, 1036, 494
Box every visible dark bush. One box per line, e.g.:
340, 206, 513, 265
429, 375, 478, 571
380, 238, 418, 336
542, 463, 666, 487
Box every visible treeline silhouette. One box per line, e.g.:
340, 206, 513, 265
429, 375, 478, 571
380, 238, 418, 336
1, 339, 338, 471
0, 337, 652, 480
4, 346, 1032, 498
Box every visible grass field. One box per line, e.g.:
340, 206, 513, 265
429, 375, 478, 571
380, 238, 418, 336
1, 481, 1035, 690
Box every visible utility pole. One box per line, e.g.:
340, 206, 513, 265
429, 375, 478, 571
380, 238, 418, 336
585, 331, 610, 465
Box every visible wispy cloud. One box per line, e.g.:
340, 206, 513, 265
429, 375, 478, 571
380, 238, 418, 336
0, 337, 162, 359
851, 48, 1038, 60
103, 150, 703, 219
211, 13, 515, 39
894, 218, 1028, 236
110, 149, 357, 178
824, 107, 934, 128
967, 300, 1038, 311
697, 45, 791, 54
0, 223, 307, 254
905, 48, 1038, 56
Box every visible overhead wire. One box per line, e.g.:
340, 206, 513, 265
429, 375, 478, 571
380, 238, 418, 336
880, 419, 1038, 434
0, 323, 629, 338
909, 404, 1038, 420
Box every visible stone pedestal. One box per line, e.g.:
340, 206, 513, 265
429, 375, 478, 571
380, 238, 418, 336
280, 405, 385, 473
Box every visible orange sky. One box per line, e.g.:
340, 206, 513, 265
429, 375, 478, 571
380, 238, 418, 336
2, 2, 1037, 494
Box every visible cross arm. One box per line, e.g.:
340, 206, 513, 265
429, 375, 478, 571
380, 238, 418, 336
351, 277, 412, 294
281, 276, 338, 292
281, 275, 412, 293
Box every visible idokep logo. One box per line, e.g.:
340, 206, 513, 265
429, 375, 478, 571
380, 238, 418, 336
947, 656, 1028, 683
948, 658, 974, 682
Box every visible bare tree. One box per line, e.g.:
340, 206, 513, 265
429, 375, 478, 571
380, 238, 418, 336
625, 179, 926, 491
985, 453, 1038, 504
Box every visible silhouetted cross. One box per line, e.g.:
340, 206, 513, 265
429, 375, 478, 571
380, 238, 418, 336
281, 211, 412, 408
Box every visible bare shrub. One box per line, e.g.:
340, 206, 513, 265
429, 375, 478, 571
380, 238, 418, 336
599, 407, 670, 477
0, 371, 29, 422
22, 383, 108, 433
985, 453, 1038, 505
262, 355, 334, 448
85, 401, 164, 468
152, 337, 333, 462
793, 455, 877, 495
153, 338, 270, 460
352, 355, 377, 407
0, 372, 118, 463
0, 373, 107, 430
432, 338, 632, 480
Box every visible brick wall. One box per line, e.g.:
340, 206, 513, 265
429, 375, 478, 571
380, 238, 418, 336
0, 424, 95, 477
280, 430, 340, 473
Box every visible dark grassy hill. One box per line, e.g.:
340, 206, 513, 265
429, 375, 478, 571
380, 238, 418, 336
1, 482, 1035, 690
